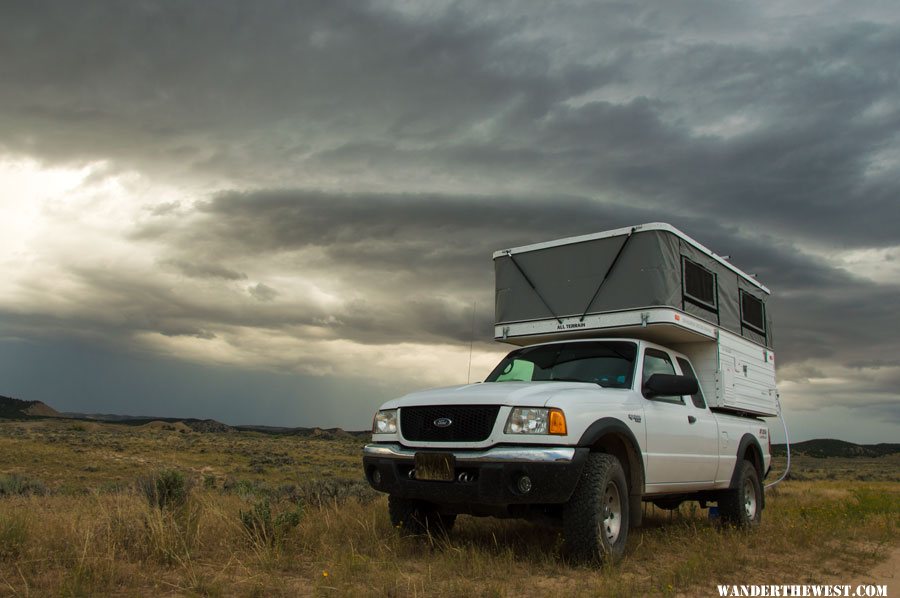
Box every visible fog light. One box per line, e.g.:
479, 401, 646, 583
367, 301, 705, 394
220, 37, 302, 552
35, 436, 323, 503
372, 469, 382, 485
517, 475, 532, 494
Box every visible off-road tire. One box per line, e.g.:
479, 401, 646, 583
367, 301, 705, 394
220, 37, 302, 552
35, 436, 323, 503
388, 495, 456, 537
718, 459, 762, 527
563, 453, 629, 564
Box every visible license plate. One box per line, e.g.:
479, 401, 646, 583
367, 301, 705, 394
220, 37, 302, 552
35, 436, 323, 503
414, 452, 455, 481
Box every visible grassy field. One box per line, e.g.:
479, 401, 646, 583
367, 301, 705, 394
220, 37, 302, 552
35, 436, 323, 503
0, 419, 897, 597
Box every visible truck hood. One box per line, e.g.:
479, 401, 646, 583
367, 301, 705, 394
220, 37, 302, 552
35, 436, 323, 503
381, 381, 597, 409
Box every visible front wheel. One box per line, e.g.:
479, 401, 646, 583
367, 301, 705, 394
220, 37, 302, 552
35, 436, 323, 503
388, 496, 456, 537
718, 460, 762, 527
563, 453, 629, 564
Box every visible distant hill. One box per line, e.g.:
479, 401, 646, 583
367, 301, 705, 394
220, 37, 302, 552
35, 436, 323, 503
63, 412, 235, 433
0, 395, 61, 419
60, 409, 368, 437
234, 424, 370, 439
772, 438, 900, 458
61, 415, 365, 437
16, 395, 892, 449
61, 412, 160, 422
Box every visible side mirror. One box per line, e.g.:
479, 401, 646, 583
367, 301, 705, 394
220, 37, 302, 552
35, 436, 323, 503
643, 373, 698, 399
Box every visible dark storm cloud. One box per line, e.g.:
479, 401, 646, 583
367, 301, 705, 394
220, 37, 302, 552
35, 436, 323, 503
2, 1, 897, 248
17, 184, 887, 363
164, 259, 247, 281
1, 1, 899, 433
171, 190, 655, 260
0, 336, 396, 429
0, 0, 617, 180
133, 189, 900, 368
247, 283, 278, 302
454, 20, 900, 245
788, 371, 900, 424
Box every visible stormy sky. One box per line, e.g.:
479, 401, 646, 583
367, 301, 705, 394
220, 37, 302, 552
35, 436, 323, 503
1, 1, 898, 441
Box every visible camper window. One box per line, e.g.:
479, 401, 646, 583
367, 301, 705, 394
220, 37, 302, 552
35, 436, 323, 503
682, 257, 717, 311
740, 290, 766, 335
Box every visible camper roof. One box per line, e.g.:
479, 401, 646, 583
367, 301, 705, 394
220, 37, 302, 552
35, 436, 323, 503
493, 222, 769, 294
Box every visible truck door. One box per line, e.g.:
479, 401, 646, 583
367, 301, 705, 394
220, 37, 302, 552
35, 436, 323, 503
641, 348, 718, 487
675, 357, 720, 483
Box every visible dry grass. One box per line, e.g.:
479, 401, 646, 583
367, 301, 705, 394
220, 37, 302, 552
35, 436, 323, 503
772, 453, 900, 483
0, 420, 364, 495
0, 420, 897, 596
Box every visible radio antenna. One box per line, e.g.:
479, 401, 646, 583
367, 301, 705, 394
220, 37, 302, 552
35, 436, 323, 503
466, 300, 476, 384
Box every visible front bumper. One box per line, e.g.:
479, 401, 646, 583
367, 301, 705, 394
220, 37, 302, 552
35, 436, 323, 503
362, 443, 589, 506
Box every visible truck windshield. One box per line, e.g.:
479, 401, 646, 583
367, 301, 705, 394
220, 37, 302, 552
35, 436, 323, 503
484, 341, 637, 388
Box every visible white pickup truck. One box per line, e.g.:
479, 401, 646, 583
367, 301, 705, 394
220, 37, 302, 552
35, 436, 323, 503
363, 337, 771, 562
363, 224, 777, 563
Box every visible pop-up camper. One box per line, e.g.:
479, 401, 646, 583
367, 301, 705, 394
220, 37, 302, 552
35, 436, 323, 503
493, 222, 778, 416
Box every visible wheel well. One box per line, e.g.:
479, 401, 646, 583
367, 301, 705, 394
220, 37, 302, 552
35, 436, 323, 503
742, 440, 764, 479
591, 433, 644, 498
579, 419, 646, 528
733, 434, 766, 511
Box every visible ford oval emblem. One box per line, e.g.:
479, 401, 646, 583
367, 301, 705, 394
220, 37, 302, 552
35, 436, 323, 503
433, 417, 453, 428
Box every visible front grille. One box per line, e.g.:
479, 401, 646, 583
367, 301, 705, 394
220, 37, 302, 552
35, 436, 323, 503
400, 405, 501, 442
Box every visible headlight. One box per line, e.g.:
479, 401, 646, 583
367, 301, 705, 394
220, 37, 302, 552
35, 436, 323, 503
372, 409, 398, 434
504, 408, 567, 435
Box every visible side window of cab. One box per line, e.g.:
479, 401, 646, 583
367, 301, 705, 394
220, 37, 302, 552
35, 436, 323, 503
676, 357, 707, 409
641, 348, 684, 405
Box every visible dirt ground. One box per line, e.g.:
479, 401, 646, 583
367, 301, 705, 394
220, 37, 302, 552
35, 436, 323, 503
849, 545, 898, 594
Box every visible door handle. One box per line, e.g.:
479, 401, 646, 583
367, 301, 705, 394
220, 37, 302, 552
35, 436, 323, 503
688, 416, 697, 424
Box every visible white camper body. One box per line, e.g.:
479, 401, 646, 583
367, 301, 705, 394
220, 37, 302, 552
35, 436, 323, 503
492, 223, 779, 417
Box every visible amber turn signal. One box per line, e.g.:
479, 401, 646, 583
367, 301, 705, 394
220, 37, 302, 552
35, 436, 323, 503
548, 409, 567, 435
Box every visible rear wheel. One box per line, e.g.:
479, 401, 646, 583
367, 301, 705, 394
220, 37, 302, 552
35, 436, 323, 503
718, 460, 762, 527
563, 453, 629, 564
388, 496, 456, 537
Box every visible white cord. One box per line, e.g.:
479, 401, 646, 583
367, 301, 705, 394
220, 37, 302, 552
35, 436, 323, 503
765, 395, 790, 489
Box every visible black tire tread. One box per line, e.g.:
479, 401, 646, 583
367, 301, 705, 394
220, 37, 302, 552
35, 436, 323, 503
718, 459, 762, 527
563, 452, 629, 564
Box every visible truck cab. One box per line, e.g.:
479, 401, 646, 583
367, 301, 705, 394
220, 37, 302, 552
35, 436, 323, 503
363, 337, 771, 563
